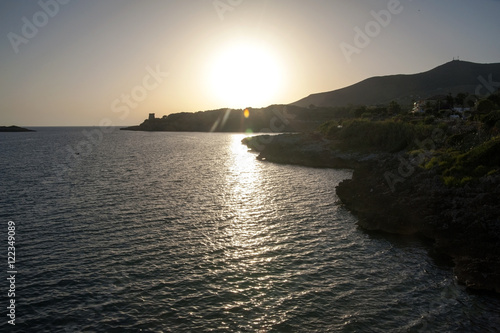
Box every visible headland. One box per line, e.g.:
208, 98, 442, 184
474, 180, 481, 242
242, 114, 500, 293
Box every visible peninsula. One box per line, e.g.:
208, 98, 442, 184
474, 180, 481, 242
120, 105, 318, 133
242, 100, 500, 293
122, 60, 500, 133
122, 60, 500, 292
238, 61, 500, 293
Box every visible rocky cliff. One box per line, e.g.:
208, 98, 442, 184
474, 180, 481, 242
242, 133, 500, 293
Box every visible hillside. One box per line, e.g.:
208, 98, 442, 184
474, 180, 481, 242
121, 105, 316, 133
242, 113, 500, 293
292, 60, 500, 107
123, 60, 500, 133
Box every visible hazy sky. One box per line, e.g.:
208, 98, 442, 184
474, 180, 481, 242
1, 0, 499, 126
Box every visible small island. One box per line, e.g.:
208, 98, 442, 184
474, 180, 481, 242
0, 126, 35, 132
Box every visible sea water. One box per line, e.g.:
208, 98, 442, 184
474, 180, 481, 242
0, 128, 499, 332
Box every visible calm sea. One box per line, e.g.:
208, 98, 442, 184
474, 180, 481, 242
0, 127, 499, 332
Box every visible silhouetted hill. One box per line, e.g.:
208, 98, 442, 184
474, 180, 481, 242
121, 105, 318, 132
0, 126, 35, 132
292, 60, 500, 107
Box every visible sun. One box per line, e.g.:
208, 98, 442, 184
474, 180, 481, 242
207, 41, 284, 108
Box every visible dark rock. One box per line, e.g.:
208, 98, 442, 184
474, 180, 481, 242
243, 133, 500, 293
338, 156, 500, 293
453, 257, 500, 293
0, 126, 35, 132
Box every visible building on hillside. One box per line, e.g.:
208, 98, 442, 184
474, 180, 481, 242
412, 95, 453, 114
412, 101, 426, 113
452, 106, 471, 113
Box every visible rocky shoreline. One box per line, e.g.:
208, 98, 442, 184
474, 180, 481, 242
242, 133, 500, 293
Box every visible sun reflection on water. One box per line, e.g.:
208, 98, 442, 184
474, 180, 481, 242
223, 135, 277, 259
224, 134, 267, 246
202, 134, 288, 330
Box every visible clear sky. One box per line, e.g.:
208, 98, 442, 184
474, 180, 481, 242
1, 0, 499, 126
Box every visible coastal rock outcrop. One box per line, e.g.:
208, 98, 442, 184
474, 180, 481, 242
243, 133, 500, 293
337, 155, 500, 292
242, 133, 377, 169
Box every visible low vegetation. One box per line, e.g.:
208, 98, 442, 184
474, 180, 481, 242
319, 118, 436, 152
318, 91, 500, 187
431, 137, 500, 186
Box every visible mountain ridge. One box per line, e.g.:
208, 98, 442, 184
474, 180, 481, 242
292, 60, 500, 108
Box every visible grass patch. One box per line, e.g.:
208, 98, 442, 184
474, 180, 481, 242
318, 117, 499, 187
433, 137, 500, 186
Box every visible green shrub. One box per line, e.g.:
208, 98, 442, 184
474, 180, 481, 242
443, 165, 464, 177
424, 157, 440, 169
443, 176, 458, 186
487, 169, 498, 176
473, 165, 487, 177
459, 136, 500, 167
334, 119, 420, 152
477, 99, 495, 113
442, 175, 471, 187
482, 110, 500, 129
424, 116, 435, 124
460, 177, 473, 185
434, 137, 500, 186
318, 120, 341, 137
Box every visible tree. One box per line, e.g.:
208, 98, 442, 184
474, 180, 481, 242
446, 93, 455, 109
425, 101, 437, 116
482, 110, 500, 129
477, 99, 495, 114
465, 96, 477, 108
388, 101, 402, 114
455, 93, 468, 108
487, 93, 500, 107
353, 105, 367, 118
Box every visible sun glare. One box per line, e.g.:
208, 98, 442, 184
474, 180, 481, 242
208, 41, 284, 108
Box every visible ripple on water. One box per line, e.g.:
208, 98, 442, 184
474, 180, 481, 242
1, 130, 499, 332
